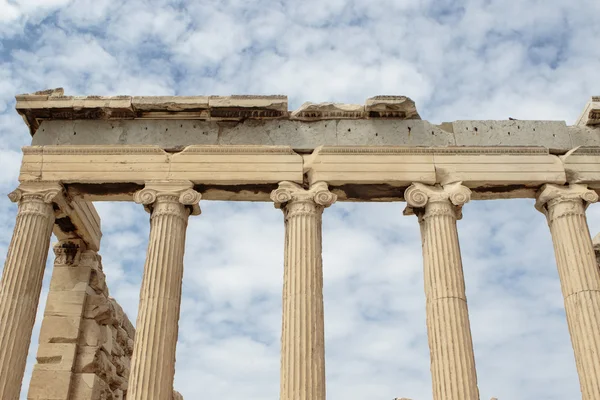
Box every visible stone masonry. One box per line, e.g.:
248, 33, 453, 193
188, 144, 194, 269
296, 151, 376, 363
1, 90, 600, 399
27, 238, 183, 400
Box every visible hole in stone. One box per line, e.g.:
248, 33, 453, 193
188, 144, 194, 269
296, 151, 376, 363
348, 128, 351, 132
166, 128, 168, 131
408, 127, 412, 133
432, 131, 435, 135
145, 127, 148, 130
73, 132, 76, 135
553, 134, 556, 137
533, 128, 536, 131
375, 133, 378, 137
508, 132, 511, 135
518, 125, 520, 129
180, 124, 183, 128
474, 127, 478, 132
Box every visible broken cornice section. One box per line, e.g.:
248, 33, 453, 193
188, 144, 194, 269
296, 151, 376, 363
15, 90, 423, 136
576, 96, 600, 127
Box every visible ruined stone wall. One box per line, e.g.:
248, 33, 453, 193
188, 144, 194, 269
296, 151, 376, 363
27, 239, 182, 400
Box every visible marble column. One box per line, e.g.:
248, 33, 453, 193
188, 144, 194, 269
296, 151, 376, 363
404, 182, 479, 400
271, 181, 337, 400
0, 182, 62, 400
536, 183, 600, 399
128, 181, 201, 400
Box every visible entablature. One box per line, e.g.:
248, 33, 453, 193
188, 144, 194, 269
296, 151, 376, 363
17, 144, 600, 202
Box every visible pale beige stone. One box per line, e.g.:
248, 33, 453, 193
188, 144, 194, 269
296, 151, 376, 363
84, 293, 115, 324
49, 265, 92, 292
291, 102, 364, 120
536, 184, 600, 400
78, 319, 109, 347
271, 181, 337, 400
433, 148, 565, 187
405, 182, 479, 400
576, 96, 600, 126
304, 146, 436, 192
561, 147, 600, 188
365, 95, 420, 119
132, 96, 209, 111
44, 290, 88, 317
305, 146, 565, 199
209, 94, 286, 107
34, 343, 77, 371
27, 369, 72, 400
39, 315, 82, 344
20, 145, 304, 191
0, 183, 63, 399
70, 373, 114, 400
173, 390, 184, 400
128, 181, 200, 400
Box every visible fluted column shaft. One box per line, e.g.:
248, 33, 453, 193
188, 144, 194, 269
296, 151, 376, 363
0, 183, 62, 400
271, 181, 337, 400
536, 184, 600, 399
405, 182, 479, 400
128, 181, 201, 400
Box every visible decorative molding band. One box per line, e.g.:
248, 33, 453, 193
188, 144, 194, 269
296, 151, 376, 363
316, 146, 550, 155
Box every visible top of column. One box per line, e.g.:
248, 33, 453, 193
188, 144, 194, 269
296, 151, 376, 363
133, 180, 201, 216
404, 182, 472, 219
270, 181, 337, 209
535, 183, 598, 218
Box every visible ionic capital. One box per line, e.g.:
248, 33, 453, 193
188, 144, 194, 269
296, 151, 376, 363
8, 181, 64, 205
404, 182, 471, 219
270, 181, 337, 209
535, 184, 598, 217
133, 180, 201, 216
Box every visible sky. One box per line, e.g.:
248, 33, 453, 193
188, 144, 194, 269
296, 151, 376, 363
1, 0, 600, 399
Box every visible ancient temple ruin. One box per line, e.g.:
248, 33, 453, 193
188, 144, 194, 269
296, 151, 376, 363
1, 89, 600, 399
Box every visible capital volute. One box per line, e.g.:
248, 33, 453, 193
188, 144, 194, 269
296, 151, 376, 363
404, 182, 471, 218
133, 180, 201, 215
8, 181, 66, 207
270, 181, 337, 209
535, 183, 598, 215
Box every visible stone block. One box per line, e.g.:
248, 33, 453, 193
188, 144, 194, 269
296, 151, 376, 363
101, 325, 114, 354
39, 315, 82, 344
110, 298, 125, 326
78, 319, 108, 347
132, 96, 209, 112
562, 148, 600, 188
35, 343, 77, 371
305, 146, 436, 189
44, 290, 87, 317
453, 120, 572, 150
291, 102, 364, 120
569, 126, 600, 147
173, 390, 184, 400
75, 346, 114, 376
49, 265, 92, 292
365, 95, 420, 119
89, 265, 108, 295
27, 369, 72, 399
70, 373, 114, 400
576, 96, 600, 126
336, 120, 455, 146
85, 293, 115, 324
